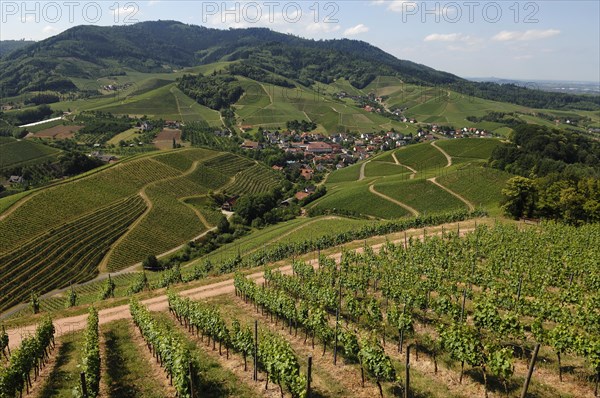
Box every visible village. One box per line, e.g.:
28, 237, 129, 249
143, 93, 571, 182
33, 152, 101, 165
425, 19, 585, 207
238, 123, 494, 183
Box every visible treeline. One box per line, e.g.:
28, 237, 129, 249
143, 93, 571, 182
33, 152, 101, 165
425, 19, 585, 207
501, 176, 600, 224
492, 124, 600, 223
177, 74, 244, 110
227, 62, 295, 88
451, 82, 599, 111
1, 104, 55, 126
489, 124, 599, 178
286, 119, 317, 132
2, 151, 104, 183
466, 112, 524, 127
76, 112, 132, 138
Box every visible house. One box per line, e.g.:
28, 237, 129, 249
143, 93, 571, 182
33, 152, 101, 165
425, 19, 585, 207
295, 191, 310, 201
272, 165, 284, 172
241, 140, 260, 150
300, 167, 314, 180
221, 196, 238, 212
305, 185, 316, 194
8, 175, 24, 184
306, 142, 333, 154
99, 155, 117, 163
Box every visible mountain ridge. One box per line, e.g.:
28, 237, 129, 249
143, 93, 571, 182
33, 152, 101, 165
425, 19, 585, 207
0, 20, 597, 110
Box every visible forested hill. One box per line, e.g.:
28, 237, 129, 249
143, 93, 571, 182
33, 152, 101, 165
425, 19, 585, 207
1, 20, 597, 110
0, 40, 35, 58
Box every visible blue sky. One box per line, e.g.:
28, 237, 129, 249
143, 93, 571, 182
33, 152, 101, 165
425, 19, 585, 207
1, 1, 598, 82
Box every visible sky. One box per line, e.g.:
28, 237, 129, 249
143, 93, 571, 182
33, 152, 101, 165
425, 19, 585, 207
1, 0, 599, 82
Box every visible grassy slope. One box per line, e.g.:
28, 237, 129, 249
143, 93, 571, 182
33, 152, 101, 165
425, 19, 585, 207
322, 138, 508, 218
0, 138, 61, 169
393, 143, 448, 172
437, 166, 512, 215
0, 148, 281, 272
309, 182, 410, 219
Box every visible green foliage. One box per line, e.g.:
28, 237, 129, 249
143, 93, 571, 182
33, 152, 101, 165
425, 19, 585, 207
99, 275, 116, 300
490, 124, 600, 178
129, 298, 192, 398
358, 337, 396, 396
0, 317, 54, 397
66, 285, 78, 308
80, 307, 100, 397
178, 74, 243, 110
501, 176, 536, 219
30, 292, 40, 314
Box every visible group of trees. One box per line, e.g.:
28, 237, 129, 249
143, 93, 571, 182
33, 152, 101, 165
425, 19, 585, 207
233, 190, 298, 227
492, 124, 600, 223
177, 74, 244, 110
286, 120, 317, 132
451, 81, 599, 110
501, 175, 600, 223
1, 104, 55, 126
227, 62, 295, 88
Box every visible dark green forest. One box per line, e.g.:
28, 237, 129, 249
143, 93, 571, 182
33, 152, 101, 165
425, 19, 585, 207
492, 124, 600, 223
177, 74, 244, 110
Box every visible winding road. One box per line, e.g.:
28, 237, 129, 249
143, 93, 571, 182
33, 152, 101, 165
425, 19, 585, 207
431, 141, 452, 168
358, 160, 371, 181
368, 184, 420, 216
428, 177, 475, 211
391, 152, 417, 179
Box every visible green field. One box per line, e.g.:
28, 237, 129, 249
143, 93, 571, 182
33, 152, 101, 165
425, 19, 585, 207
0, 148, 283, 311
365, 161, 412, 178
0, 138, 61, 170
325, 163, 362, 183
193, 215, 375, 266
374, 179, 467, 214
437, 166, 512, 215
392, 143, 448, 172
309, 182, 410, 219
435, 138, 501, 162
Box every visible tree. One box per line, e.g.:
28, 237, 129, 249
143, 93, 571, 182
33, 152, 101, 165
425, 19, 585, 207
30, 292, 40, 314
142, 255, 161, 270
217, 216, 230, 234
501, 176, 536, 219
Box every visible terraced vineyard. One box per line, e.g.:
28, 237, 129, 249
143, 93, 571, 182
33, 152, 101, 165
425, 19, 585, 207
0, 195, 146, 313
1, 148, 284, 312
0, 137, 61, 170
225, 164, 282, 195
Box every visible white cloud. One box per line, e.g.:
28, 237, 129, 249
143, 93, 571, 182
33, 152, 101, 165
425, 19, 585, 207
492, 29, 560, 42
514, 55, 534, 60
424, 33, 467, 42
305, 22, 340, 34
148, 1, 160, 5
344, 24, 369, 36
42, 25, 59, 35
387, 1, 417, 13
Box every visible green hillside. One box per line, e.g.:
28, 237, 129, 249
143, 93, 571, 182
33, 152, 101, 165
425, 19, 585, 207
0, 138, 61, 170
0, 148, 283, 311
321, 138, 508, 219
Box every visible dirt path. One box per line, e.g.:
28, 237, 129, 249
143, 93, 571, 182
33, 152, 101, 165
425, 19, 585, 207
99, 160, 201, 272
243, 216, 341, 258
391, 152, 417, 179
98, 191, 152, 272
428, 177, 475, 211
6, 223, 482, 349
431, 141, 452, 167
368, 184, 420, 216
358, 160, 371, 181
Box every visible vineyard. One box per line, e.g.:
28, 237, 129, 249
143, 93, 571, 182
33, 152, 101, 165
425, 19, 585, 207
1, 220, 598, 397
0, 195, 146, 313
0, 148, 285, 313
